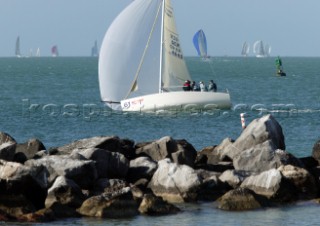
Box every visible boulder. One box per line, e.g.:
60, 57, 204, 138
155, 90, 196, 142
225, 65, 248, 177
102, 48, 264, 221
0, 132, 16, 145
71, 148, 129, 179
218, 187, 270, 211
56, 136, 134, 156
221, 114, 285, 160
136, 136, 197, 167
127, 156, 158, 183
25, 155, 97, 189
148, 158, 201, 203
219, 170, 251, 188
195, 169, 231, 201
0, 160, 48, 211
45, 176, 86, 209
15, 138, 46, 160
0, 142, 16, 161
0, 194, 36, 219
278, 164, 318, 199
233, 141, 302, 173
138, 193, 180, 215
240, 168, 298, 203
171, 139, 197, 167
77, 187, 139, 218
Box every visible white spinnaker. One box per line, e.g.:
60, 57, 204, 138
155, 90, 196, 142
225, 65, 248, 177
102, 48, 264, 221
98, 0, 162, 102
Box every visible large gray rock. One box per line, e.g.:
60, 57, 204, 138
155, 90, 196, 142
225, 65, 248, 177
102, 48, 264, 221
241, 169, 298, 202
195, 169, 231, 201
278, 164, 318, 200
0, 194, 37, 219
71, 148, 129, 179
0, 132, 16, 145
136, 136, 197, 167
25, 155, 97, 189
218, 187, 269, 211
233, 141, 302, 173
15, 138, 46, 160
138, 193, 180, 215
45, 176, 86, 209
56, 136, 134, 156
219, 170, 251, 188
0, 142, 16, 161
127, 156, 158, 183
148, 159, 201, 203
0, 160, 48, 210
78, 187, 138, 218
221, 114, 285, 160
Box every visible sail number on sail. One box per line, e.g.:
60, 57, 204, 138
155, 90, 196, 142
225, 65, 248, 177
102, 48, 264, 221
170, 34, 183, 59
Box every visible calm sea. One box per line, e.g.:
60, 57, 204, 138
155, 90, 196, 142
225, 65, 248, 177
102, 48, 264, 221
1, 56, 320, 225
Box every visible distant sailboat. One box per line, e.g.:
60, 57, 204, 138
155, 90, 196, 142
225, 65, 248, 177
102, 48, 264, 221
253, 40, 271, 58
264, 44, 271, 57
51, 45, 59, 57
15, 36, 21, 58
193, 29, 210, 60
241, 42, 250, 57
91, 40, 99, 57
36, 48, 41, 57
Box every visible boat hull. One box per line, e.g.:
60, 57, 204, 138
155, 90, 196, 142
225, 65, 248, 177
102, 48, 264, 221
119, 91, 231, 112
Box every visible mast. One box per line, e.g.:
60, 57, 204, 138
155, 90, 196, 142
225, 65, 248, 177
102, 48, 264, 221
158, 0, 165, 93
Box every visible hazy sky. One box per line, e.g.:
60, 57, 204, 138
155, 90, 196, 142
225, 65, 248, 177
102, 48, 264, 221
1, 0, 320, 57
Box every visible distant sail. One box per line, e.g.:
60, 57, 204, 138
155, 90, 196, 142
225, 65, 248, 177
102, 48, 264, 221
193, 29, 209, 59
91, 40, 99, 57
51, 45, 59, 57
264, 44, 271, 57
253, 40, 271, 58
36, 48, 41, 57
15, 36, 21, 58
241, 42, 250, 56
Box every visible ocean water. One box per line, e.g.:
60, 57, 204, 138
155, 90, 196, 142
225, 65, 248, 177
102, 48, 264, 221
1, 56, 320, 225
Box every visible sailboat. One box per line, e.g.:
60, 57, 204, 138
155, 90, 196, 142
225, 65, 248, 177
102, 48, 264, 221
241, 42, 250, 57
253, 40, 271, 58
98, 0, 231, 112
36, 48, 41, 57
264, 44, 271, 57
15, 36, 21, 58
51, 45, 59, 57
91, 40, 99, 57
193, 29, 210, 60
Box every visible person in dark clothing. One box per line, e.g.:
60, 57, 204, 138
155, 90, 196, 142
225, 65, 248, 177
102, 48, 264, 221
183, 80, 191, 91
208, 80, 217, 92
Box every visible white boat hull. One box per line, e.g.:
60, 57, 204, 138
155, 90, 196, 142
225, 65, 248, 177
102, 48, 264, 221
119, 91, 231, 112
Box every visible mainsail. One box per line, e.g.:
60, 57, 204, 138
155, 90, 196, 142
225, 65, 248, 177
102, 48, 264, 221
193, 29, 208, 58
264, 44, 271, 57
51, 45, 59, 57
36, 48, 41, 57
253, 40, 271, 57
15, 36, 21, 57
162, 0, 191, 91
91, 40, 99, 57
98, 0, 191, 103
241, 42, 249, 56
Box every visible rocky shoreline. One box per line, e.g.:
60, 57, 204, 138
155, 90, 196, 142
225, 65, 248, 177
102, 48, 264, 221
0, 114, 320, 222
